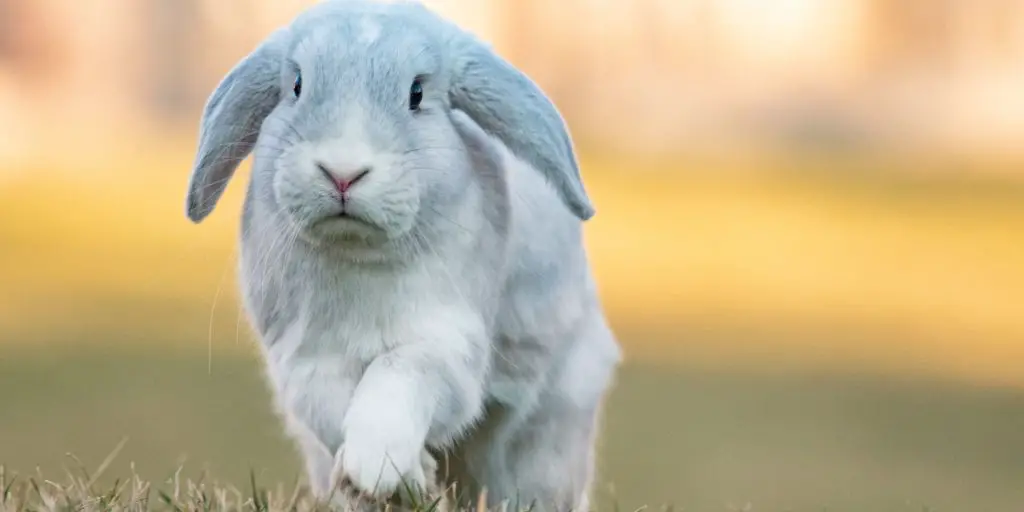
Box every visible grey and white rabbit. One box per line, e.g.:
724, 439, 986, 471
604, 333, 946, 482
184, 1, 621, 510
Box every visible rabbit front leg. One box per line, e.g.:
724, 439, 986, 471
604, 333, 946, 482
333, 314, 489, 499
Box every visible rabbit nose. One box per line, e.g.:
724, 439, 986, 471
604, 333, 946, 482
317, 162, 371, 194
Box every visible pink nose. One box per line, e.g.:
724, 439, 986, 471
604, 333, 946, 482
317, 163, 370, 194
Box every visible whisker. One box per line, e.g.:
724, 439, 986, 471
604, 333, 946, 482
402, 145, 465, 156
412, 229, 471, 309
423, 205, 474, 236
206, 247, 236, 375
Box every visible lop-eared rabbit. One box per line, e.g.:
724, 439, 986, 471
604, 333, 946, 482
184, 1, 621, 510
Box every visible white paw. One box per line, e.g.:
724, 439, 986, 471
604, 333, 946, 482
331, 423, 427, 499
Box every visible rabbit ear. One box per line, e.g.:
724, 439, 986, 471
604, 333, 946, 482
448, 37, 596, 221
185, 30, 288, 223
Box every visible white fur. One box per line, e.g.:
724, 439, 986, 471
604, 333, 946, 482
357, 18, 383, 45
309, 107, 379, 178
244, 182, 494, 498
187, 2, 619, 510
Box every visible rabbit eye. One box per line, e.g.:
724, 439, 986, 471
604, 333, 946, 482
293, 72, 302, 98
409, 79, 423, 111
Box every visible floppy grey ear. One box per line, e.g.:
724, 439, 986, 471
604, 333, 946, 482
185, 29, 289, 223
448, 37, 596, 221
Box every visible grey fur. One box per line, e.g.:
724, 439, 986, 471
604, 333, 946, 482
446, 31, 594, 221
184, 2, 620, 510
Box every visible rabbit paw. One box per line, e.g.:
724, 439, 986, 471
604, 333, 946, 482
330, 427, 433, 501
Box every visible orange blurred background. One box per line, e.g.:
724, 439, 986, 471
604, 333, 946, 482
2, 1, 1024, 510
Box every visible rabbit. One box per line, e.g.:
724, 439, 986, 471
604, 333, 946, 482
183, 1, 622, 510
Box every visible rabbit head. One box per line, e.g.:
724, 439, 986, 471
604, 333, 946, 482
184, 0, 594, 247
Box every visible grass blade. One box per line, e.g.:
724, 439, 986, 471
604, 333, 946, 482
249, 469, 266, 512
86, 436, 129, 490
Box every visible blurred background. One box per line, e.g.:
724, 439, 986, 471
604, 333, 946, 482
2, 0, 1024, 509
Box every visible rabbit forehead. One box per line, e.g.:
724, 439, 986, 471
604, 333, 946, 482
289, 2, 443, 64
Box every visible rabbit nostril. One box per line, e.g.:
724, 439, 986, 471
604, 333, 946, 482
345, 168, 370, 190
317, 163, 371, 194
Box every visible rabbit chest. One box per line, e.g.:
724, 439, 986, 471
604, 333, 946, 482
242, 243, 493, 451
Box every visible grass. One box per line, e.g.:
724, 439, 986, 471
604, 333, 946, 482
0, 462, 443, 512
3, 348, 1024, 511
4, 150, 1024, 510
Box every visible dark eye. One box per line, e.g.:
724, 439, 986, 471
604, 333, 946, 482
293, 72, 302, 98
409, 79, 423, 111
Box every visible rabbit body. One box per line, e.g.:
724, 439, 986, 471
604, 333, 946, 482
242, 135, 619, 510
185, 2, 620, 510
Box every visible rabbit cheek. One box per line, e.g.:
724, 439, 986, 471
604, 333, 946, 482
271, 147, 348, 231
346, 174, 421, 239
273, 166, 334, 231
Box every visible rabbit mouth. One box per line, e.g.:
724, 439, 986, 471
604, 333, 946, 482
321, 211, 373, 227
333, 211, 376, 228
308, 210, 387, 242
